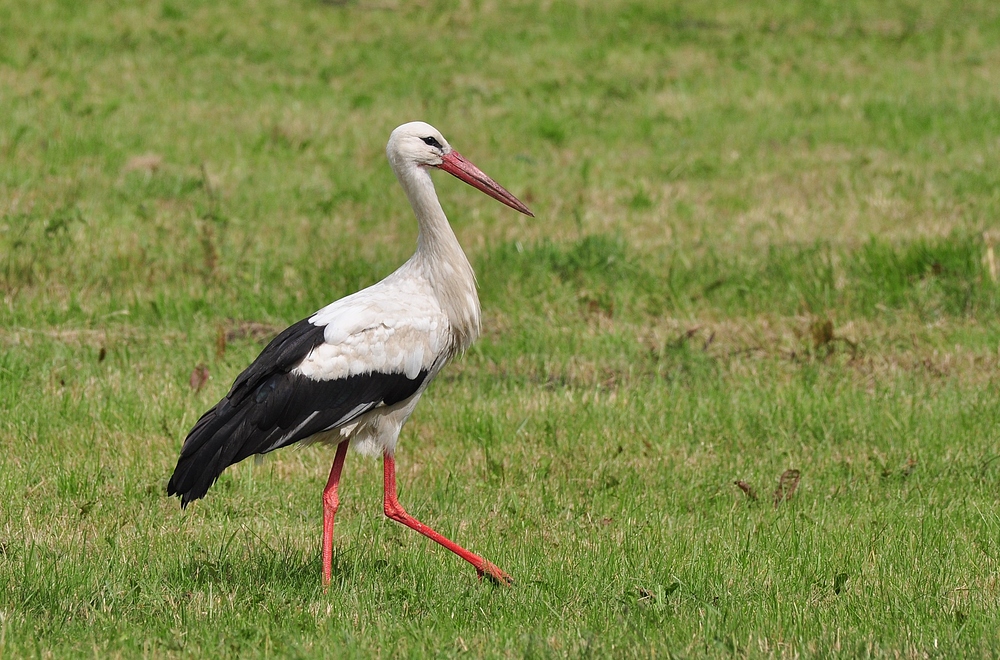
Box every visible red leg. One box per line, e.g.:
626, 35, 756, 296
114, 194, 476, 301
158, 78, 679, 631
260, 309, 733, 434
322, 440, 350, 587
382, 452, 512, 585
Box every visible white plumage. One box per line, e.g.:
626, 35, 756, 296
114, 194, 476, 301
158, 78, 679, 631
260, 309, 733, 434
168, 121, 533, 586
300, 283, 448, 383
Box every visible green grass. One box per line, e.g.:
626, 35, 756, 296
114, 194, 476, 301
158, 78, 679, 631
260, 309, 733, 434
3, 0, 1000, 656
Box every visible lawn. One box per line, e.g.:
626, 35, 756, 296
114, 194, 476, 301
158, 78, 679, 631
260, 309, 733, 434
2, 0, 999, 657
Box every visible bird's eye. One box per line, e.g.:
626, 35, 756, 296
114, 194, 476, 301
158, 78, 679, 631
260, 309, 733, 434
421, 136, 443, 149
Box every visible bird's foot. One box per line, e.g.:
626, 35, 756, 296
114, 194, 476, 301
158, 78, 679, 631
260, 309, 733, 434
476, 560, 514, 586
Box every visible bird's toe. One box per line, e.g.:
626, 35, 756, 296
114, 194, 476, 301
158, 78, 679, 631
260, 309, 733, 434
477, 561, 514, 587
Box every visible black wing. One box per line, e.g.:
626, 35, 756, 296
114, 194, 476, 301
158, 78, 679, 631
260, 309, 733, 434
167, 318, 428, 506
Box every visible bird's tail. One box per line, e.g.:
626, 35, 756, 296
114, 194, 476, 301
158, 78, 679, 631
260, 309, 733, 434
166, 399, 249, 507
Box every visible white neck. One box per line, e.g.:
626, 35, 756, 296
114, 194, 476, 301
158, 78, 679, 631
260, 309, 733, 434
392, 160, 481, 352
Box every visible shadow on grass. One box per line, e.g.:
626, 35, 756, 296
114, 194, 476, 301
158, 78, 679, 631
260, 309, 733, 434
165, 539, 347, 592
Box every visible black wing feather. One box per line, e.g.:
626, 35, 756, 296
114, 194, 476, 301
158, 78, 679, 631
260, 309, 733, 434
167, 317, 429, 506
227, 318, 327, 404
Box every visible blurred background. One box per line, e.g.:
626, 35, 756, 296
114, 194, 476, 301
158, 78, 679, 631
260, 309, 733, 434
4, 0, 998, 322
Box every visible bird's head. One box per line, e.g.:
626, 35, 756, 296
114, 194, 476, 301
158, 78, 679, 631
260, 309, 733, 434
388, 121, 453, 168
387, 121, 533, 217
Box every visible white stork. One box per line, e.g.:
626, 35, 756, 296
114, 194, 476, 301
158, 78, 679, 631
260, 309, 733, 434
167, 121, 532, 586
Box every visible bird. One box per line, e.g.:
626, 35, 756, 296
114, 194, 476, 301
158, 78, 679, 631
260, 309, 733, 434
167, 121, 533, 586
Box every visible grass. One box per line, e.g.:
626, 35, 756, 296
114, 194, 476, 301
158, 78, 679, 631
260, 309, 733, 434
2, 0, 1000, 656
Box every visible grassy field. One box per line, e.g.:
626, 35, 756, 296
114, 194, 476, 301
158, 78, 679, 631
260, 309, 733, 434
2, 0, 1000, 656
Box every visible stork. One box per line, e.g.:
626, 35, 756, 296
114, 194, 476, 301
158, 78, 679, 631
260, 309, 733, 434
167, 121, 532, 586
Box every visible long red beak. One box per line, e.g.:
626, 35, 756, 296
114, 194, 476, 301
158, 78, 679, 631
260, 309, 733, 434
435, 150, 534, 217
